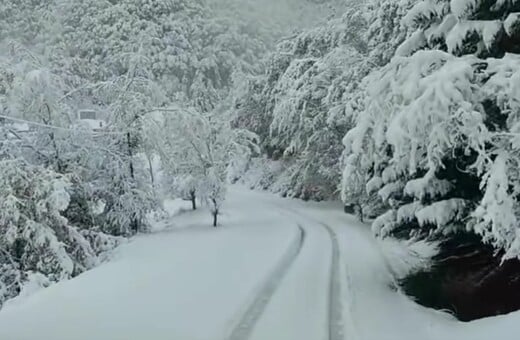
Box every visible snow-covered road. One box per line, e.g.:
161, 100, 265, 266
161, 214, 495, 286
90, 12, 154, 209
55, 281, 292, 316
0, 186, 519, 340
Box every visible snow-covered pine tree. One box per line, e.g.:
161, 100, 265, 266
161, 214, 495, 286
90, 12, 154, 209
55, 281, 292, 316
364, 0, 417, 65
338, 0, 520, 320
342, 0, 520, 258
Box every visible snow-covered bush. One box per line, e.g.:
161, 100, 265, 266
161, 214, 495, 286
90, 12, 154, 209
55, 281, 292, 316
0, 159, 118, 307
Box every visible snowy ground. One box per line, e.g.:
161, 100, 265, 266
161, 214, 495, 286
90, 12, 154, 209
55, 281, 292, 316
0, 186, 518, 340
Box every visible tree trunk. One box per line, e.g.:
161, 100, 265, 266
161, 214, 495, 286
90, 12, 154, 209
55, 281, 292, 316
130, 218, 139, 234
127, 132, 135, 180
43, 103, 63, 172
212, 198, 218, 227
126, 132, 139, 233
146, 153, 155, 187
357, 203, 364, 223
354, 203, 364, 223
191, 191, 197, 210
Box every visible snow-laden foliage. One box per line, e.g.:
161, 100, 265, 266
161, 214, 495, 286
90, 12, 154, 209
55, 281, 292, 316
0, 159, 120, 308
398, 0, 520, 58
57, 0, 266, 112
213, 0, 350, 40
234, 0, 422, 201
378, 237, 440, 279
341, 0, 520, 259
235, 8, 371, 199
144, 105, 258, 225
0, 0, 55, 45
1, 48, 158, 237
366, 0, 417, 64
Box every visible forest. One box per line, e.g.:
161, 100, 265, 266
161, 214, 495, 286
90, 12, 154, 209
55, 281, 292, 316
1, 0, 520, 337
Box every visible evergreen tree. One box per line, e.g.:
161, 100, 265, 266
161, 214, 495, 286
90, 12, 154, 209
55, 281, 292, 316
235, 8, 370, 199
342, 0, 520, 259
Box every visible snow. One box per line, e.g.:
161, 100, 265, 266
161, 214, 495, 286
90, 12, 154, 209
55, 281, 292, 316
372, 209, 397, 237
2, 186, 520, 340
10, 122, 30, 132
49, 179, 71, 211
472, 153, 519, 257
162, 198, 192, 216
403, 0, 448, 28
249, 218, 332, 340
365, 176, 383, 194
147, 197, 193, 233
77, 119, 105, 130
425, 14, 458, 43
404, 173, 453, 200
451, 0, 478, 18
377, 181, 404, 201
378, 237, 439, 279
446, 20, 502, 53
0, 190, 300, 340
395, 29, 426, 56
415, 198, 468, 227
397, 201, 424, 223
504, 12, 520, 36
13, 273, 51, 303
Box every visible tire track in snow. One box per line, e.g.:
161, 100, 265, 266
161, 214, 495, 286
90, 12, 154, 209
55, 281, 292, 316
276, 204, 346, 340
226, 224, 305, 340
315, 217, 361, 340
320, 223, 345, 340
320, 216, 363, 340
335, 226, 362, 340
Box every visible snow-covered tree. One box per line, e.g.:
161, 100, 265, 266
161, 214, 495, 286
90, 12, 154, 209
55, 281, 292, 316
7, 63, 73, 172
0, 159, 119, 308
0, 0, 56, 46
57, 0, 266, 112
145, 105, 258, 226
233, 8, 371, 199
364, 0, 416, 65
341, 0, 520, 259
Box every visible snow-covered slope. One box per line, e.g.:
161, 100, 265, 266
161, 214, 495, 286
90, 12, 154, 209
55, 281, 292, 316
0, 186, 519, 340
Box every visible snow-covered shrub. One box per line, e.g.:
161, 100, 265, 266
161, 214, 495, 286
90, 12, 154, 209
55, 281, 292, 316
0, 159, 118, 307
